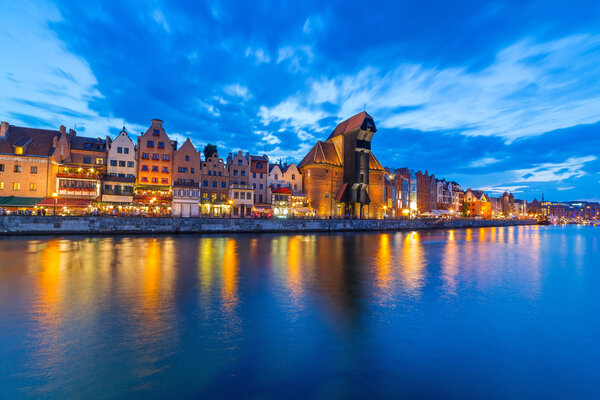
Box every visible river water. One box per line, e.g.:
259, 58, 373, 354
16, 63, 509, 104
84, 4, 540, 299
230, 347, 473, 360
0, 225, 598, 399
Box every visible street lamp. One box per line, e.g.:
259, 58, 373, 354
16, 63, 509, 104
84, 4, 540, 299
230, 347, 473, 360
52, 192, 58, 216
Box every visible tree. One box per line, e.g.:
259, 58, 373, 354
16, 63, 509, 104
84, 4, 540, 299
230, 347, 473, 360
462, 201, 469, 217
203, 144, 218, 160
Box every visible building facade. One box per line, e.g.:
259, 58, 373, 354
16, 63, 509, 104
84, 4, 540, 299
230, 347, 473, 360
299, 112, 386, 219
200, 152, 230, 216
250, 155, 269, 204
103, 128, 136, 204
228, 151, 252, 217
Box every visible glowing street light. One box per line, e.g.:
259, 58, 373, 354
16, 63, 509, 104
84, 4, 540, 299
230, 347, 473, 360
52, 192, 58, 216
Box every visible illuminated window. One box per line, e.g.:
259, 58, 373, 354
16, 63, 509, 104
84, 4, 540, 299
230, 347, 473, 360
13, 182, 20, 190
14, 165, 21, 173
14, 146, 23, 155
0, 182, 3, 189
29, 183, 36, 191
96, 158, 103, 165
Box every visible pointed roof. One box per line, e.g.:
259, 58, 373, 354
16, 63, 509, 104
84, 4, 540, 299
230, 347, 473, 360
368, 153, 385, 171
327, 111, 376, 140
0, 125, 62, 157
298, 141, 341, 168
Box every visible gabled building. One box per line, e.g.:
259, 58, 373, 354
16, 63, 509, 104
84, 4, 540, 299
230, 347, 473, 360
464, 189, 492, 218
200, 152, 230, 216
250, 155, 269, 205
102, 128, 136, 205
135, 119, 175, 211
298, 111, 386, 218
227, 150, 253, 217
0, 121, 70, 209
172, 139, 201, 217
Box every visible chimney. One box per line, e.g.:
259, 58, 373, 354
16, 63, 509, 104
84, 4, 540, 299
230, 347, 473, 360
69, 128, 76, 136
151, 118, 163, 126
59, 125, 66, 134
0, 121, 8, 139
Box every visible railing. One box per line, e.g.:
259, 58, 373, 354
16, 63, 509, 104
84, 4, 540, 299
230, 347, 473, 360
229, 184, 254, 190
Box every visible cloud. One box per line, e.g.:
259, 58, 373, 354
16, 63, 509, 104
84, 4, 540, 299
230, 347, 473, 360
469, 157, 503, 168
258, 99, 326, 131
512, 156, 596, 182
303, 15, 326, 35
224, 83, 251, 100
152, 9, 170, 33
557, 186, 574, 191
262, 35, 600, 141
277, 45, 314, 72
245, 47, 270, 64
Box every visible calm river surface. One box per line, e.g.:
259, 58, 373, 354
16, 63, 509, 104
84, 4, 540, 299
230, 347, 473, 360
1, 225, 599, 399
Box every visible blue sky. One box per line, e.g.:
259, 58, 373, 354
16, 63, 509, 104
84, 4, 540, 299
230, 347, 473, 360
1, 0, 600, 201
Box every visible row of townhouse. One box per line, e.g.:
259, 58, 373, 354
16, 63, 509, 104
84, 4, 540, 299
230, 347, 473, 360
0, 119, 308, 217
527, 199, 600, 220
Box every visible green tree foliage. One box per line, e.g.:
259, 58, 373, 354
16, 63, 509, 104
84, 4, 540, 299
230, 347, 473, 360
203, 144, 218, 160
462, 201, 469, 217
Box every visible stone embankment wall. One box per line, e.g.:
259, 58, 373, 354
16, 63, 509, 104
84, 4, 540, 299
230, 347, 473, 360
0, 216, 537, 236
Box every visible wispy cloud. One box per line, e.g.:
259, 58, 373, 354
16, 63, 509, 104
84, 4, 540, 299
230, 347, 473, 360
224, 83, 251, 100
245, 47, 270, 64
513, 156, 596, 182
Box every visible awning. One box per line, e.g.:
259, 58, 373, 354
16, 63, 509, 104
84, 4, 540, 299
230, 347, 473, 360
335, 183, 348, 202
37, 198, 94, 207
253, 204, 273, 211
293, 207, 312, 213
0, 196, 44, 207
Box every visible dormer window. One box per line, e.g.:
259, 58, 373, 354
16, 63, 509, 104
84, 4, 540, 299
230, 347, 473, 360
14, 146, 23, 155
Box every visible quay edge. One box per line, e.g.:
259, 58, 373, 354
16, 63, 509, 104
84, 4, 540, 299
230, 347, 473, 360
0, 216, 537, 236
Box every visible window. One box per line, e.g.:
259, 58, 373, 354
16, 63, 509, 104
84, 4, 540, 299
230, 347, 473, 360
253, 173, 256, 178
124, 147, 129, 154
259, 184, 263, 189
110, 160, 118, 166
190, 168, 194, 174
208, 170, 212, 176
118, 173, 125, 177
162, 167, 169, 173
240, 180, 245, 185
14, 146, 23, 155
260, 173, 263, 179
142, 153, 149, 159
185, 155, 189, 161
221, 182, 226, 188
151, 178, 158, 183
274, 174, 278, 180
152, 154, 160, 160
178, 167, 188, 173
241, 170, 246, 176
127, 174, 135, 178
119, 161, 126, 167
152, 166, 159, 172
292, 174, 295, 179
162, 155, 169, 161
96, 158, 104, 165
84, 143, 91, 150
117, 147, 123, 153
0, 182, 3, 189
237, 159, 242, 166
233, 169, 238, 176
141, 165, 149, 171
141, 177, 148, 182
14, 165, 21, 173
153, 129, 160, 136
147, 141, 154, 148
0, 164, 3, 172
234, 191, 239, 199
256, 162, 262, 169
203, 181, 208, 187
294, 184, 298, 190
30, 183, 36, 191
30, 166, 37, 174
212, 181, 217, 188
13, 182, 20, 190
162, 178, 168, 183
84, 157, 92, 164
253, 183, 256, 189
127, 161, 134, 168
158, 142, 165, 149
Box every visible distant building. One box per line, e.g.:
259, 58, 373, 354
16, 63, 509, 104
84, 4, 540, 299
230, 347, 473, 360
103, 128, 136, 205
250, 155, 269, 205
172, 139, 201, 217
416, 171, 433, 213
464, 189, 492, 218
228, 151, 253, 217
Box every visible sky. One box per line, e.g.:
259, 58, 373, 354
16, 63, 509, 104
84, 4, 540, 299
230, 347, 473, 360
1, 0, 600, 201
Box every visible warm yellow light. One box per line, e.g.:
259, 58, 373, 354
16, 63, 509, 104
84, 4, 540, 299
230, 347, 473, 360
78, 168, 83, 172
52, 192, 58, 198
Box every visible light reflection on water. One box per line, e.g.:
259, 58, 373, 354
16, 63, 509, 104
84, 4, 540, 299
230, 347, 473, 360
1, 225, 599, 399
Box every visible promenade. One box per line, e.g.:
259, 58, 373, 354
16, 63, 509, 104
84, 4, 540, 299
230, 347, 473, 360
0, 215, 536, 235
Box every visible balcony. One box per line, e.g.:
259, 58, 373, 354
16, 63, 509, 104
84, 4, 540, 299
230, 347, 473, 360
229, 184, 254, 190
57, 166, 104, 180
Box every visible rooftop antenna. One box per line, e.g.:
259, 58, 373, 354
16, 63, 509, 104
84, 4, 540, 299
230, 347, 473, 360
364, 103, 367, 112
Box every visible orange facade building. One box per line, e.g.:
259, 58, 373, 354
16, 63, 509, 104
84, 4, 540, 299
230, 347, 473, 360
298, 112, 386, 219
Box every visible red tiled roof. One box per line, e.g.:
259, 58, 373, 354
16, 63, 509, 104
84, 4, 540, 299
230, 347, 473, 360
327, 111, 376, 140
0, 125, 61, 157
298, 141, 341, 168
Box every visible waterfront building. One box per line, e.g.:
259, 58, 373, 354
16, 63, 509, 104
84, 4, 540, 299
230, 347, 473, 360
270, 185, 292, 217
135, 119, 175, 211
102, 128, 136, 205
502, 192, 515, 216
449, 182, 462, 212
0, 121, 70, 208
267, 162, 307, 215
57, 134, 108, 202
464, 189, 492, 218
299, 112, 385, 219
529, 198, 542, 215
172, 139, 201, 217
228, 151, 253, 217
416, 171, 433, 213
250, 155, 269, 205
199, 152, 230, 216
